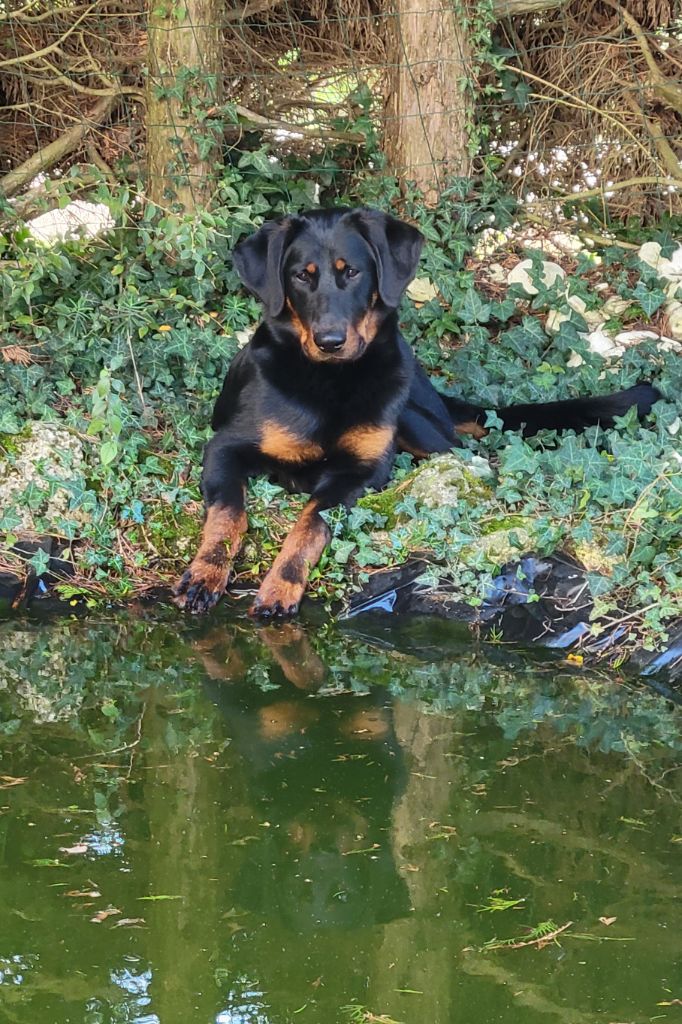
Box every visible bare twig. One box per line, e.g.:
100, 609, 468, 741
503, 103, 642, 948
498, 921, 573, 950
0, 93, 119, 198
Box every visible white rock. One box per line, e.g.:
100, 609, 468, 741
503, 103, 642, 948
638, 241, 665, 271
474, 228, 511, 259
566, 350, 585, 368
613, 329, 681, 354
29, 200, 114, 245
586, 329, 623, 358
0, 423, 88, 532
638, 241, 682, 295
602, 295, 632, 317
546, 309, 570, 334
486, 262, 507, 284
567, 294, 587, 315
507, 259, 566, 296
235, 326, 256, 348
665, 299, 682, 341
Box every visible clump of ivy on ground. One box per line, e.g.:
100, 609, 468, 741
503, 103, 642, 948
0, 166, 681, 661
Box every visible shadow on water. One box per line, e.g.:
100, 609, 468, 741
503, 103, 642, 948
0, 606, 680, 1024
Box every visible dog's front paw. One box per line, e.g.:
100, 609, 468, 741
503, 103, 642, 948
172, 559, 230, 615
249, 576, 305, 620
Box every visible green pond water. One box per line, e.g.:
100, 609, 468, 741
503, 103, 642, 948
0, 607, 680, 1024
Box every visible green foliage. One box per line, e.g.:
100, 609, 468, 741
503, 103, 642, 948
0, 152, 680, 657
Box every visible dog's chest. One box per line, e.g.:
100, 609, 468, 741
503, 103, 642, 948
259, 416, 394, 466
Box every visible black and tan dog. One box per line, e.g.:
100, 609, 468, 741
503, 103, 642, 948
173, 207, 659, 618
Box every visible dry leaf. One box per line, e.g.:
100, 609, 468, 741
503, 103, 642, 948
66, 889, 101, 899
1, 345, 34, 366
91, 907, 121, 923
0, 775, 28, 789
406, 277, 438, 303
599, 916, 617, 926
59, 843, 89, 856
114, 917, 146, 928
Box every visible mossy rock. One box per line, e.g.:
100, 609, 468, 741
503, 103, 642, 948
0, 423, 89, 533
402, 452, 495, 509
359, 451, 495, 527
463, 524, 534, 567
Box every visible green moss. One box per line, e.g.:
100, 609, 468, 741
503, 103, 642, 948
480, 514, 531, 536
147, 502, 202, 560
358, 485, 404, 527
0, 425, 31, 458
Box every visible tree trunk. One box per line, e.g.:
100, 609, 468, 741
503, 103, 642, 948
145, 0, 223, 212
383, 0, 471, 202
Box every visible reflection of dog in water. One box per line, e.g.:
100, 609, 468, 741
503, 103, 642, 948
196, 624, 411, 932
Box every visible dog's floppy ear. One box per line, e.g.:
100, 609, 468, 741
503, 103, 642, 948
351, 209, 424, 308
233, 218, 293, 317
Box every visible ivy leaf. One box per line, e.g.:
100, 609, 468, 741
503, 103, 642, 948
28, 547, 51, 576
461, 289, 491, 324
632, 280, 666, 317
100, 440, 118, 466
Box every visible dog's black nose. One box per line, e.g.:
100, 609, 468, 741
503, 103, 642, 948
314, 331, 346, 352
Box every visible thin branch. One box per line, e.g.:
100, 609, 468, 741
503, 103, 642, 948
0, 93, 119, 199
0, 4, 97, 69
230, 103, 365, 143
86, 143, 115, 180
501, 63, 668, 171
541, 175, 682, 204
493, 0, 567, 14
500, 921, 573, 951
602, 0, 682, 115
224, 0, 282, 20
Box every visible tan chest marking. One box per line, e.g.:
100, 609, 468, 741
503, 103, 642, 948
261, 421, 324, 464
337, 424, 394, 462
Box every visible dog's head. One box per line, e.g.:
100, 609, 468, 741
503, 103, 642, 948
233, 208, 424, 363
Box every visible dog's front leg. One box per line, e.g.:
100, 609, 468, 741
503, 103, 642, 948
173, 439, 248, 614
249, 464, 387, 620
249, 499, 330, 619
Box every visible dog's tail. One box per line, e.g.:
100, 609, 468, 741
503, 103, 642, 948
445, 383, 661, 438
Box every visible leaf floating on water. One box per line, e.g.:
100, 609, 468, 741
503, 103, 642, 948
0, 775, 28, 789
476, 892, 526, 914
91, 907, 121, 923
618, 817, 650, 831
59, 843, 89, 856
31, 858, 70, 868
599, 916, 617, 926
657, 1000, 682, 1006
138, 894, 183, 901
342, 843, 381, 856
230, 835, 260, 846
114, 917, 146, 928
480, 920, 573, 952
66, 889, 101, 899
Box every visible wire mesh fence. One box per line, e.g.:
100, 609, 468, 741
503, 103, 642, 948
1, 0, 680, 222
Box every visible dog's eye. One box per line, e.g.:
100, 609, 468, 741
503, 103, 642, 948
295, 269, 310, 283
346, 267, 359, 279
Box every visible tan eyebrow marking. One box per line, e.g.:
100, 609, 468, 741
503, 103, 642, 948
305, 262, 317, 275
335, 258, 347, 271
